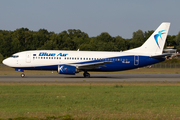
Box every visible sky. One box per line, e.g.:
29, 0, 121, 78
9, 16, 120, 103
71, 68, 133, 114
0, 0, 180, 38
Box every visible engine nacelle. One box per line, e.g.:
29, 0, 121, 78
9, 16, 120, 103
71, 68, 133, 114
58, 65, 76, 75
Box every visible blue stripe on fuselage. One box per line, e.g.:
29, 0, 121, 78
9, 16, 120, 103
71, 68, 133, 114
13, 55, 165, 71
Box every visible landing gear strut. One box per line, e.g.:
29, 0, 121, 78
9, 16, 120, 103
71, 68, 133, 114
21, 73, 25, 78
83, 71, 90, 78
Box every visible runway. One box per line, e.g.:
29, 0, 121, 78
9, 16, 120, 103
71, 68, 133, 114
0, 74, 180, 83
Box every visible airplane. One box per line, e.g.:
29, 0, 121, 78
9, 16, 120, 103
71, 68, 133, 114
3, 22, 171, 78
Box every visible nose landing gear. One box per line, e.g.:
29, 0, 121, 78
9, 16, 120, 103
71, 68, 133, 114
21, 73, 25, 78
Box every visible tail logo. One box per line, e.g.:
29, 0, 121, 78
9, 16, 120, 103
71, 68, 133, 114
154, 30, 165, 48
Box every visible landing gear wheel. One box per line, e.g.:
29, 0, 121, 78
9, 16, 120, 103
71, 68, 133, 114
21, 73, 25, 78
83, 72, 90, 78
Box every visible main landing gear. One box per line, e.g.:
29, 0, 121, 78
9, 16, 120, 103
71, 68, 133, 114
21, 73, 25, 78
83, 71, 90, 78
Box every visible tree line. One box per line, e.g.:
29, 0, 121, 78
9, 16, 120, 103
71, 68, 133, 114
0, 28, 180, 60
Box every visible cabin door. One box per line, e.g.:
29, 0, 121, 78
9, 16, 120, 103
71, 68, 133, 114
26, 53, 31, 63
134, 55, 139, 66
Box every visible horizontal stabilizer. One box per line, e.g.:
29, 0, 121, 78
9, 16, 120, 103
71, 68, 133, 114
150, 53, 172, 58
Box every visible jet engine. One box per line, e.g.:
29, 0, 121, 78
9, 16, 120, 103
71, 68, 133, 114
58, 65, 76, 75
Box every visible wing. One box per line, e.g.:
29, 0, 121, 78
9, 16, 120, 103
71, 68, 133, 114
70, 61, 112, 70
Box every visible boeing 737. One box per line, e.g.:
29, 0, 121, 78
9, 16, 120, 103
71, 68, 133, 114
3, 22, 171, 78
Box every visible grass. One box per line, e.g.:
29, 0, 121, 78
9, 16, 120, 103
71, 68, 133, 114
1, 83, 180, 119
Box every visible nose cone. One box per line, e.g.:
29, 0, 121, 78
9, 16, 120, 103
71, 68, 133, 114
2, 58, 12, 67
2, 59, 8, 66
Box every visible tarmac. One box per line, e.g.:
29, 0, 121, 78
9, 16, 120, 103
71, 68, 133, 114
0, 74, 180, 83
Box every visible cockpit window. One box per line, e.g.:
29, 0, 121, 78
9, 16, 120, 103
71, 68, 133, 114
11, 55, 19, 58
